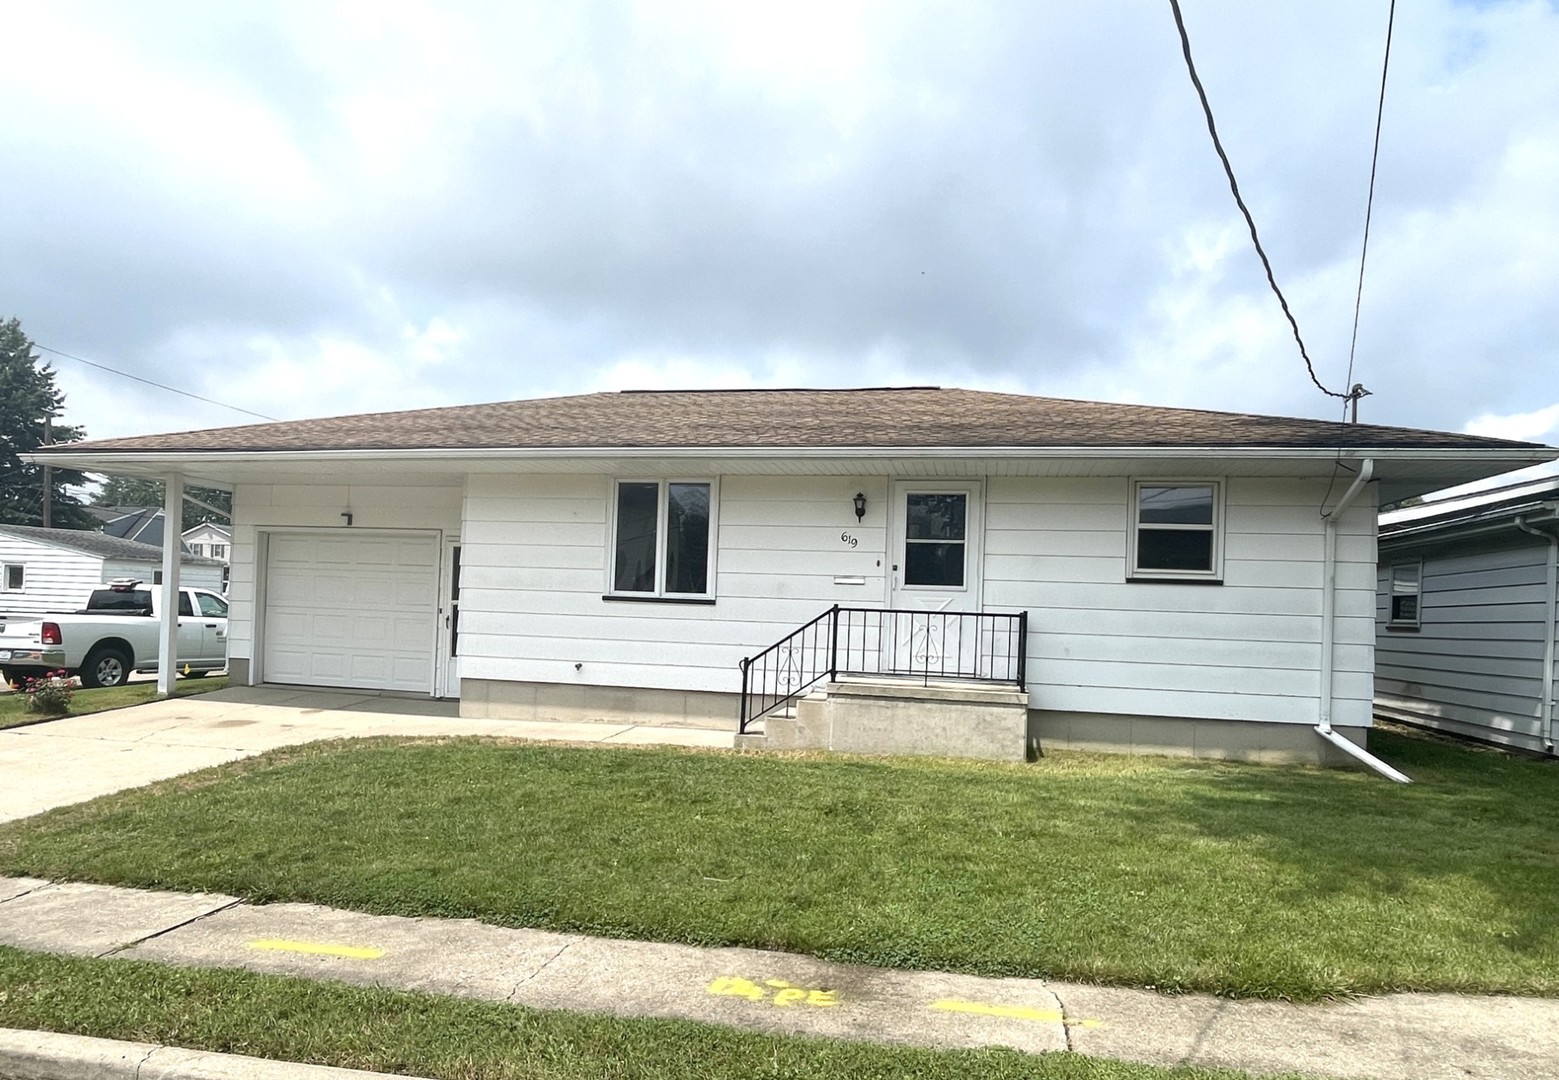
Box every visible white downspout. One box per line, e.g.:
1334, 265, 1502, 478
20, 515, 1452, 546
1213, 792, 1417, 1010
1317, 459, 1411, 782
1513, 513, 1558, 755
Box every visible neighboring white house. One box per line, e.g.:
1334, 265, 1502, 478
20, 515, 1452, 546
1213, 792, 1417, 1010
1376, 475, 1559, 756
27, 388, 1555, 765
183, 522, 232, 590
0, 525, 226, 615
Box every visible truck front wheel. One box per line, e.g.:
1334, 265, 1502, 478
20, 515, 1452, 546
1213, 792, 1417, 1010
80, 646, 131, 689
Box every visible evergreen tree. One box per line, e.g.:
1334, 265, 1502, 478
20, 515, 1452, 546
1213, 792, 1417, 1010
0, 317, 94, 529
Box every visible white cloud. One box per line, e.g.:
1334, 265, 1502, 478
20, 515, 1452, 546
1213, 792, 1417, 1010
1464, 403, 1559, 443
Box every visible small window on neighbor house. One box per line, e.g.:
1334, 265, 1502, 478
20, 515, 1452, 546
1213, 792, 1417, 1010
190, 544, 205, 557
1130, 481, 1223, 580
210, 544, 227, 559
2, 564, 23, 591
1390, 562, 1422, 627
610, 480, 714, 598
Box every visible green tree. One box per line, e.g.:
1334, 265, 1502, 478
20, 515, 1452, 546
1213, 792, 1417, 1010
94, 475, 232, 531
0, 317, 95, 529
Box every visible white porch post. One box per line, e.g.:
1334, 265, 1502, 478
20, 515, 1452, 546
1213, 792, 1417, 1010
157, 473, 184, 698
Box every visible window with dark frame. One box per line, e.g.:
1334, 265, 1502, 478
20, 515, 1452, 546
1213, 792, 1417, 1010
1131, 482, 1220, 578
1389, 562, 1421, 626
611, 480, 713, 597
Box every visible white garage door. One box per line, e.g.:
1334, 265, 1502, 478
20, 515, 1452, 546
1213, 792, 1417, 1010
263, 532, 439, 693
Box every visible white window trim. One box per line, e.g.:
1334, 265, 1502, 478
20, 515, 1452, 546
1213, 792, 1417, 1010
1388, 560, 1422, 628
899, 487, 975, 593
605, 477, 719, 600
2, 564, 23, 592
1126, 478, 1225, 582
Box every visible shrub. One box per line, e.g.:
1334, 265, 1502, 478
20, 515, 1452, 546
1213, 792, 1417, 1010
23, 671, 75, 715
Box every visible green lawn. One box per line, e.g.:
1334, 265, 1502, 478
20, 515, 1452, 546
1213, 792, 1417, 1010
0, 729, 1554, 1001
0, 675, 229, 729
0, 948, 1288, 1080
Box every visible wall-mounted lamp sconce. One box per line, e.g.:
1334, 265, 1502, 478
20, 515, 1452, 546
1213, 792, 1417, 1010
853, 492, 867, 522
341, 511, 354, 527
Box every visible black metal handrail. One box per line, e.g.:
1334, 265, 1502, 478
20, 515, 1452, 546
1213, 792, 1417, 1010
738, 606, 1027, 733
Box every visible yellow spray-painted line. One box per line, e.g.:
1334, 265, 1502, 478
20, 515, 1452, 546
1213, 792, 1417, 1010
248, 938, 386, 960
930, 998, 1102, 1027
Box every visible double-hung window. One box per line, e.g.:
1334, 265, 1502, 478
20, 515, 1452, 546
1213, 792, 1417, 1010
609, 479, 715, 600
1129, 480, 1223, 581
1388, 562, 1421, 627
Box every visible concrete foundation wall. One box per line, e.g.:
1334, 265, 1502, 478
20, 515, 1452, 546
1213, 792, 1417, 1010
1029, 709, 1367, 765
766, 681, 1030, 761
461, 678, 739, 730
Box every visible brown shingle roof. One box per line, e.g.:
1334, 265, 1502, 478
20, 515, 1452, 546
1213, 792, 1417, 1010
33, 388, 1544, 454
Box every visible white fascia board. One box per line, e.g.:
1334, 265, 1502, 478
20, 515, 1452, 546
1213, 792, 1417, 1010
26, 445, 1558, 468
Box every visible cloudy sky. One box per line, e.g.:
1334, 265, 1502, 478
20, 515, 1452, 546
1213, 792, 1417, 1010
2, 0, 1557, 451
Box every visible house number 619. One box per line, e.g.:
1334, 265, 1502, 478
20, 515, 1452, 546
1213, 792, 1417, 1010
840, 532, 858, 548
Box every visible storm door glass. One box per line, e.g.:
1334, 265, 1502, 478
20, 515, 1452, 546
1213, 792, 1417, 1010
904, 493, 967, 587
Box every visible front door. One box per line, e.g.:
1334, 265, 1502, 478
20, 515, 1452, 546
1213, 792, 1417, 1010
885, 482, 983, 678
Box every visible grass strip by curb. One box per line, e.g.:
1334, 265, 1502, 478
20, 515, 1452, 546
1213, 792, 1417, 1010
0, 947, 1290, 1080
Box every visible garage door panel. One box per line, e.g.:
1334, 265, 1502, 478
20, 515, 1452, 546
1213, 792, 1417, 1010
263, 532, 438, 694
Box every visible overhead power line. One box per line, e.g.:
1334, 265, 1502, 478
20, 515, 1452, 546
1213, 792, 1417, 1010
1167, 0, 1349, 403
33, 343, 279, 422
1342, 0, 1397, 419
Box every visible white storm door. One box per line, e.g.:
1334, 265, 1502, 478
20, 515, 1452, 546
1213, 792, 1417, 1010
263, 532, 440, 693
885, 482, 983, 678
434, 539, 461, 699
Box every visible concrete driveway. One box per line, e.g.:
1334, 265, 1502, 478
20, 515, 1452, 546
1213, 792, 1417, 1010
0, 686, 733, 823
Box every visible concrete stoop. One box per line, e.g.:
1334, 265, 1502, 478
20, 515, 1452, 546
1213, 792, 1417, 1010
760, 679, 1030, 761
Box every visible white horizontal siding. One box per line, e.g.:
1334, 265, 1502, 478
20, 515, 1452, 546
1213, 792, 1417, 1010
0, 537, 103, 614
461, 472, 1367, 730
986, 476, 1375, 728
1375, 541, 1552, 749
459, 474, 889, 694
227, 484, 462, 661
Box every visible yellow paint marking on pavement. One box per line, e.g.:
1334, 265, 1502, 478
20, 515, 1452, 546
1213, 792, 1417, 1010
249, 938, 385, 960
930, 998, 1101, 1027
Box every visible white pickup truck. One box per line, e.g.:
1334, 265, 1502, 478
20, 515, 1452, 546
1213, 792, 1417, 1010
0, 581, 229, 689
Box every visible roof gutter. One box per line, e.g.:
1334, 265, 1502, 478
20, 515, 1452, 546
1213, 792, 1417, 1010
1514, 513, 1558, 754
1316, 459, 1411, 783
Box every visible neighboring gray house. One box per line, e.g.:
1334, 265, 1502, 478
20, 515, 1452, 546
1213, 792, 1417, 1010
0, 525, 226, 615
1376, 475, 1559, 756
27, 388, 1554, 766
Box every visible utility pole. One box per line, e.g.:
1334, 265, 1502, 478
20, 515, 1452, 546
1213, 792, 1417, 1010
41, 416, 52, 528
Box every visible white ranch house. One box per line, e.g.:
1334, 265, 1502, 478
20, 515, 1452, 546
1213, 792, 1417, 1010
0, 524, 225, 616
32, 388, 1552, 765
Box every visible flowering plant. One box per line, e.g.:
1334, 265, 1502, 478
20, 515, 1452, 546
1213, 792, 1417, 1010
22, 670, 75, 715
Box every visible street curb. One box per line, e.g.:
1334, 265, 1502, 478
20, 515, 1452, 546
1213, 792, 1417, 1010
0, 1028, 431, 1080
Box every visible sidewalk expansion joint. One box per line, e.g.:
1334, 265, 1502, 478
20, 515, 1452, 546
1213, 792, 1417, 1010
0, 882, 47, 906
131, 1043, 159, 1080
97, 896, 248, 959
1055, 990, 1075, 1053
509, 940, 575, 1001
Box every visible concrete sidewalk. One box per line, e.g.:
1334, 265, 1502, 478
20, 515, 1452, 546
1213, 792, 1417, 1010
0, 687, 733, 823
2, 876, 1555, 1080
